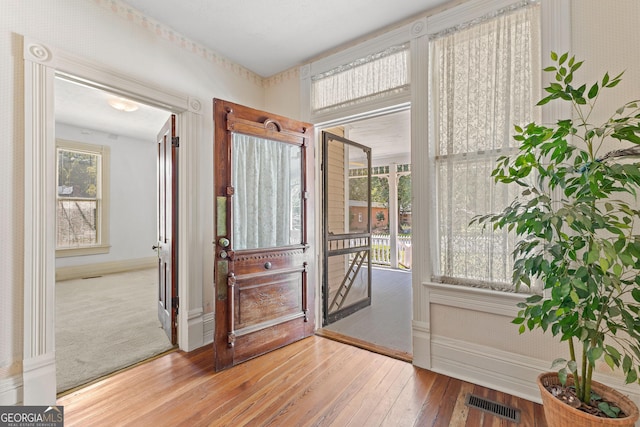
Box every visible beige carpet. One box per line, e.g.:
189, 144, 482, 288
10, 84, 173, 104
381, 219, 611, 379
55, 268, 174, 393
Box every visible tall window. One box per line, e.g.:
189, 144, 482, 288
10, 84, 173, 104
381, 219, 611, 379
431, 3, 541, 292
56, 139, 110, 256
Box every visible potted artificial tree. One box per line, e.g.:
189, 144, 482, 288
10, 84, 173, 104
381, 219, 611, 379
472, 52, 640, 426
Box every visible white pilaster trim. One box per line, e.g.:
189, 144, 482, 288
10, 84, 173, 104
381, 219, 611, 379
23, 39, 57, 406
177, 109, 203, 352
410, 33, 431, 335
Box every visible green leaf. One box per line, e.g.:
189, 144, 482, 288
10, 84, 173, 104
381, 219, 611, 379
588, 83, 599, 99
551, 51, 558, 61
570, 290, 579, 304
551, 358, 567, 369
626, 368, 638, 384
606, 345, 621, 361
604, 354, 615, 370
559, 52, 568, 65
526, 295, 544, 304
588, 347, 604, 364
599, 402, 621, 418
558, 368, 567, 385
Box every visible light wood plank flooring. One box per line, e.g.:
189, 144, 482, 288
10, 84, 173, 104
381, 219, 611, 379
57, 336, 547, 426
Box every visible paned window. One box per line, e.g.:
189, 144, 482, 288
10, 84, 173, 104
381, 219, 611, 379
431, 3, 541, 292
56, 140, 110, 256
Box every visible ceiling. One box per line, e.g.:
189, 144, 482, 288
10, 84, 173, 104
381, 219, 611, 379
55, 0, 443, 155
55, 77, 171, 142
119, 0, 452, 78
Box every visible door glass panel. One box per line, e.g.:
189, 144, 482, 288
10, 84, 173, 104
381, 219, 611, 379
231, 133, 302, 251
326, 138, 370, 235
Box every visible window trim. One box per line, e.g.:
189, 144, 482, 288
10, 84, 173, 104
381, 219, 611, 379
55, 138, 111, 257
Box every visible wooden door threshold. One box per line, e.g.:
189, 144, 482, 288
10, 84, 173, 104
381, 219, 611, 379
315, 329, 412, 363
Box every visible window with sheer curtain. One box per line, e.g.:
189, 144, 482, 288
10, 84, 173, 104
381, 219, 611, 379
431, 3, 541, 292
311, 43, 409, 116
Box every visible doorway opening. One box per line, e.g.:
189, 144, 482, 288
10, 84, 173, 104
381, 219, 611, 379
318, 107, 412, 360
54, 75, 175, 394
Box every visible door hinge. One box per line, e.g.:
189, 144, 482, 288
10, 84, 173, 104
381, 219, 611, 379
303, 191, 309, 200
172, 296, 179, 314
172, 136, 180, 147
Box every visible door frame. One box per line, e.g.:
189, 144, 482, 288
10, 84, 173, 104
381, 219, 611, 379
312, 104, 411, 329
22, 36, 202, 404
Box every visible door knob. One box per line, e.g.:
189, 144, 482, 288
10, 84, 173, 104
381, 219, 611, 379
152, 245, 159, 250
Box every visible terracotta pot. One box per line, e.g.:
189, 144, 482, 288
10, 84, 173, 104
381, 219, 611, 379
538, 372, 639, 427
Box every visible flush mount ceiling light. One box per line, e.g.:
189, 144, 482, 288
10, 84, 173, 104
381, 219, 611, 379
107, 96, 139, 112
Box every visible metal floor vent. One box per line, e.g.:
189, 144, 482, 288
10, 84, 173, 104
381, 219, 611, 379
465, 393, 521, 423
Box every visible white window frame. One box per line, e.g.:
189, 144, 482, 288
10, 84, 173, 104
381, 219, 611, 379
55, 139, 111, 257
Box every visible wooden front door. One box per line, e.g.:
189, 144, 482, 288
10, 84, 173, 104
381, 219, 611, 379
213, 99, 315, 371
156, 114, 178, 345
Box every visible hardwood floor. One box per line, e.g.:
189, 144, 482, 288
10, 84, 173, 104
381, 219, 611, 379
57, 336, 547, 426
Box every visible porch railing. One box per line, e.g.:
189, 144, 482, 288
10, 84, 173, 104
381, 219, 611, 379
371, 234, 412, 270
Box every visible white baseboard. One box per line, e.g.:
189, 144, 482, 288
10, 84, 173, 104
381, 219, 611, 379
56, 257, 156, 281
185, 309, 205, 352
0, 374, 22, 405
431, 335, 545, 403
430, 335, 640, 408
203, 312, 215, 345
22, 353, 56, 405
412, 320, 430, 370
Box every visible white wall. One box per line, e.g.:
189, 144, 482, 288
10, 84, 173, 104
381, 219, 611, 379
55, 122, 158, 268
264, 69, 302, 120
0, 0, 265, 404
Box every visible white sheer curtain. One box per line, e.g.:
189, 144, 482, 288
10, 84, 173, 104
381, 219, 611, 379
431, 3, 541, 292
311, 43, 409, 115
232, 134, 301, 250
